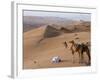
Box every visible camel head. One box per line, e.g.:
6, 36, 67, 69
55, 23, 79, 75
69, 40, 75, 44
63, 41, 68, 48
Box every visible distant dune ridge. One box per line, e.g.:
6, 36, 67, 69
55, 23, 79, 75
23, 16, 84, 32
44, 25, 61, 38
38, 22, 90, 42
23, 16, 91, 69
23, 16, 90, 33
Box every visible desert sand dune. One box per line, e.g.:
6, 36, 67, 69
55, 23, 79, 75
23, 25, 90, 69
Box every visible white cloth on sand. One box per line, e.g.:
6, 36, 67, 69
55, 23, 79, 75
51, 56, 61, 63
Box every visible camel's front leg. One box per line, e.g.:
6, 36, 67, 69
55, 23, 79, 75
81, 52, 84, 63
79, 51, 84, 64
71, 49, 75, 63
78, 51, 81, 64
72, 54, 75, 63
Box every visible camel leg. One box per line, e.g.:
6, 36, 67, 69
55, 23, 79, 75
86, 49, 91, 65
72, 54, 75, 63
71, 50, 75, 63
81, 52, 84, 63
78, 52, 81, 64
78, 51, 83, 64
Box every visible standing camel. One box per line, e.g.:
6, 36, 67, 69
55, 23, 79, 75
68, 40, 91, 65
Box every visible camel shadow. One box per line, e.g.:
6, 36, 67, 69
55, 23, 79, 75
61, 59, 72, 63
83, 61, 91, 66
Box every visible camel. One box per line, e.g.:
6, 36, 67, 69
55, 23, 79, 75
68, 40, 91, 65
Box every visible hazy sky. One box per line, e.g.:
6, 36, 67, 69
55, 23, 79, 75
23, 10, 91, 21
